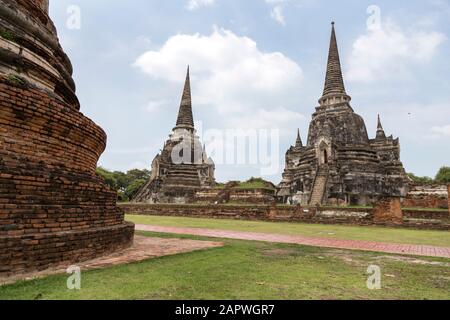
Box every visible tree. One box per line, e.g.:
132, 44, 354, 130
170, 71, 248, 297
435, 166, 450, 184
96, 167, 151, 202
113, 171, 128, 191
125, 179, 147, 200
126, 169, 151, 185
96, 167, 117, 190
407, 173, 434, 185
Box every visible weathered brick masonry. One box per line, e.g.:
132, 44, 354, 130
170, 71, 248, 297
120, 203, 449, 230
403, 184, 449, 209
0, 0, 133, 277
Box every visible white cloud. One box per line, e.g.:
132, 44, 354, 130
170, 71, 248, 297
266, 0, 288, 26
270, 6, 286, 26
265, 0, 287, 4
347, 19, 446, 82
229, 106, 305, 132
431, 125, 450, 137
186, 0, 215, 11
134, 27, 303, 130
144, 99, 172, 113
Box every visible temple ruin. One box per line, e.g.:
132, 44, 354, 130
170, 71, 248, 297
0, 0, 134, 277
133, 67, 216, 203
277, 23, 410, 206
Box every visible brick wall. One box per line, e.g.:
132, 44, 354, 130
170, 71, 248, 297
373, 197, 403, 225
26, 0, 48, 12
194, 188, 276, 204
229, 189, 276, 204
121, 203, 449, 230
403, 184, 448, 209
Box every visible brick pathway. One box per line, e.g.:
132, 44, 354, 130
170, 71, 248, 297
136, 224, 450, 259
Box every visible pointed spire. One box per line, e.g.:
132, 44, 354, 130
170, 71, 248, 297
323, 22, 347, 97
377, 114, 383, 130
376, 114, 386, 139
175, 66, 194, 130
295, 129, 303, 148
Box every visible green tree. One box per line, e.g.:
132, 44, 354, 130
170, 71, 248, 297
126, 169, 151, 185
113, 171, 128, 191
407, 173, 434, 185
435, 166, 450, 184
125, 179, 147, 200
96, 167, 117, 190
96, 167, 151, 202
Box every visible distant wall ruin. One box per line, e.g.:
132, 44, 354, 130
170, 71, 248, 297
403, 184, 449, 209
121, 203, 449, 231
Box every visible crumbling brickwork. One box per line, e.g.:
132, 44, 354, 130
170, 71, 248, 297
121, 203, 449, 230
194, 188, 276, 204
0, 0, 133, 277
133, 68, 215, 204
403, 184, 449, 209
277, 23, 409, 206
448, 185, 450, 214
373, 197, 403, 225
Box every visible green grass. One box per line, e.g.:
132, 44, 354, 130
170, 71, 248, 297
1, 231, 448, 300
403, 207, 448, 212
127, 215, 450, 247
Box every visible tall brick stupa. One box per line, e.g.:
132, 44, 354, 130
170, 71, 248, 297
277, 23, 409, 206
0, 0, 134, 277
133, 67, 216, 203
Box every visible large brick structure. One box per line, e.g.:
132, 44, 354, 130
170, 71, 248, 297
0, 0, 134, 277
120, 203, 449, 230
278, 23, 409, 206
133, 68, 216, 204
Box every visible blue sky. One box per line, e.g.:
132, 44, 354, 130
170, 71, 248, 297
49, 0, 450, 183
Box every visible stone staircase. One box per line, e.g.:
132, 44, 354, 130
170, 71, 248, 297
163, 165, 201, 189
309, 166, 329, 206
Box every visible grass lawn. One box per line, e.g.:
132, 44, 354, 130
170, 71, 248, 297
127, 215, 450, 247
0, 231, 449, 300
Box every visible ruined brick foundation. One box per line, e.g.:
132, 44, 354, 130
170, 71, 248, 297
0, 0, 134, 277
121, 203, 450, 231
403, 184, 449, 209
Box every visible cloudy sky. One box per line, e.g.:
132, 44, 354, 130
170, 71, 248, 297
49, 0, 450, 183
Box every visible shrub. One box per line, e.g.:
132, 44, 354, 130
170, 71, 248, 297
435, 166, 450, 184
407, 173, 434, 185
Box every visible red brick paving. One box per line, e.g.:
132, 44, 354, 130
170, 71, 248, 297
136, 224, 450, 258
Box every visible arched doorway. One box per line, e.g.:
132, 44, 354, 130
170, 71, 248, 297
318, 140, 330, 165
323, 149, 328, 164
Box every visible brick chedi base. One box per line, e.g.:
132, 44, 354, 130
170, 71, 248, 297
0, 0, 134, 277
373, 197, 403, 225
448, 185, 450, 214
